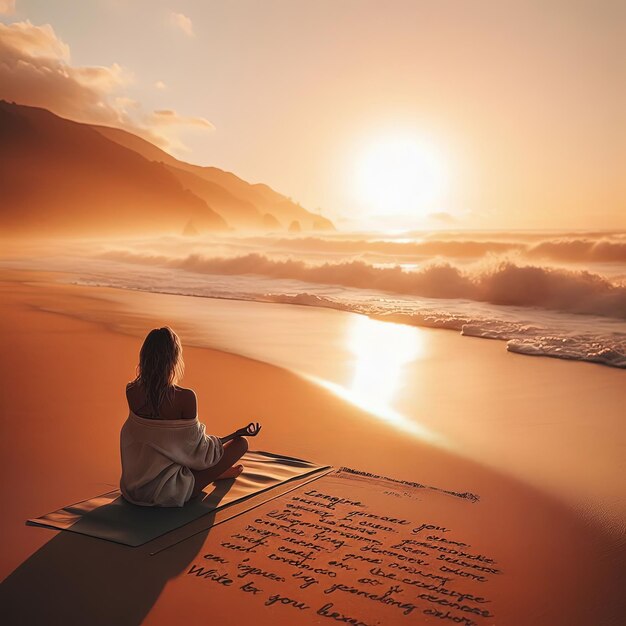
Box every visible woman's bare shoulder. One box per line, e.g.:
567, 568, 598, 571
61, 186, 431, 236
174, 385, 196, 399
174, 386, 197, 419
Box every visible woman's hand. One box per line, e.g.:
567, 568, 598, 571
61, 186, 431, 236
219, 422, 262, 444
235, 422, 262, 437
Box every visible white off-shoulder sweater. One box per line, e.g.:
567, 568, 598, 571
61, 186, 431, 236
120, 411, 224, 507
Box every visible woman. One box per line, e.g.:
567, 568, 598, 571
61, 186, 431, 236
120, 327, 261, 507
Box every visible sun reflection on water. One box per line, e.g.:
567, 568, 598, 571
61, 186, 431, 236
307, 315, 444, 445
349, 315, 422, 408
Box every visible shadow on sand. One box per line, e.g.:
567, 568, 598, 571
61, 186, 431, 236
0, 479, 235, 626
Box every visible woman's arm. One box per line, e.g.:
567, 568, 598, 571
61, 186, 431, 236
219, 422, 262, 444
219, 432, 239, 444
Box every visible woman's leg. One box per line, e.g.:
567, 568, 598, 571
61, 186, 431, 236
190, 436, 249, 497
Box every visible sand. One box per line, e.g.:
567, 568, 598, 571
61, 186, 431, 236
0, 270, 624, 625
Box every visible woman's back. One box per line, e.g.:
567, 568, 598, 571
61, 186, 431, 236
126, 381, 197, 420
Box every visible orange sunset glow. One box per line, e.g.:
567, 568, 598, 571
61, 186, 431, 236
0, 2, 624, 626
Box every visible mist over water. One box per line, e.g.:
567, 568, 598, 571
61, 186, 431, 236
241, 233, 626, 264
3, 230, 625, 368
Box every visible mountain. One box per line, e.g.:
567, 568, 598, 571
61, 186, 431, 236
162, 163, 261, 229
0, 100, 335, 236
91, 125, 335, 231
0, 101, 227, 235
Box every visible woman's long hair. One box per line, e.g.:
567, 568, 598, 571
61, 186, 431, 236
131, 327, 185, 416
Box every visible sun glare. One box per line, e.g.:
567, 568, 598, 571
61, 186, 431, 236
354, 134, 447, 217
306, 315, 444, 444
348, 314, 424, 408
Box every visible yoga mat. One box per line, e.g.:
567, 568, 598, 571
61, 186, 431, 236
26, 450, 329, 547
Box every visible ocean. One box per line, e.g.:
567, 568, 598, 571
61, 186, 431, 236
4, 229, 625, 368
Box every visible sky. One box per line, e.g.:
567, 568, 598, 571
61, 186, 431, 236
1, 0, 624, 230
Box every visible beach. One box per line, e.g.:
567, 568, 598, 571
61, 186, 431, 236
0, 269, 624, 625
2, 2, 624, 623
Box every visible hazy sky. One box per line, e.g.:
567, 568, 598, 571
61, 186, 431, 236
1, 0, 624, 230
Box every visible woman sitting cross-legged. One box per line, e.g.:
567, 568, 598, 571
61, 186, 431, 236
120, 326, 261, 507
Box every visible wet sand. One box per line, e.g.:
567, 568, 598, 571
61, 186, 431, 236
0, 270, 624, 625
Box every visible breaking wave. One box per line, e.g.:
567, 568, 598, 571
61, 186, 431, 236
526, 238, 626, 263
101, 250, 626, 320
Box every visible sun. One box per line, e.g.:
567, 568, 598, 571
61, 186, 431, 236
353, 134, 447, 217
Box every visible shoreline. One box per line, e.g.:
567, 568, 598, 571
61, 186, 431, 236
68, 278, 626, 370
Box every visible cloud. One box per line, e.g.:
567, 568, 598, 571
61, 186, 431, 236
428, 211, 457, 224
154, 80, 166, 90
0, 0, 15, 16
0, 20, 130, 128
149, 109, 214, 130
171, 12, 194, 37
145, 109, 214, 153
0, 20, 69, 59
0, 20, 213, 151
